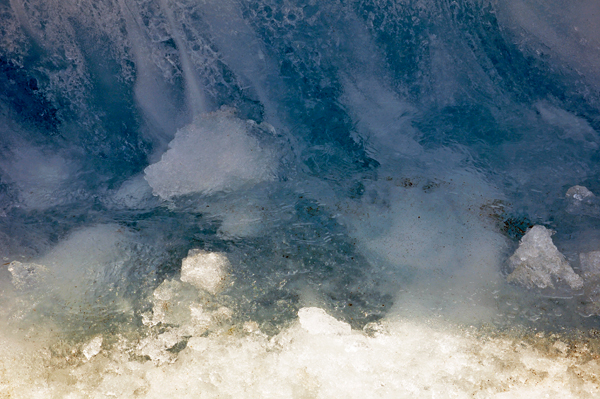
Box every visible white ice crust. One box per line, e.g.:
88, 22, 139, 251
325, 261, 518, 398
1, 301, 599, 398
507, 225, 584, 290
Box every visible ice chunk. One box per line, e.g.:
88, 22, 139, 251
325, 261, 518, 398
136, 328, 183, 364
507, 226, 584, 290
146, 279, 189, 327
190, 303, 212, 331
566, 185, 594, 201
109, 175, 154, 209
565, 185, 600, 217
82, 336, 103, 360
580, 251, 600, 279
180, 250, 229, 295
144, 109, 275, 199
298, 307, 351, 335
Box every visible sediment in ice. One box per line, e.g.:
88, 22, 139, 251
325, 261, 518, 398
2, 300, 600, 398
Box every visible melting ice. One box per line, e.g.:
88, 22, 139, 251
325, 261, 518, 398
2, 0, 600, 397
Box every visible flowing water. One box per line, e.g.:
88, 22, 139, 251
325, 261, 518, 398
1, 0, 600, 397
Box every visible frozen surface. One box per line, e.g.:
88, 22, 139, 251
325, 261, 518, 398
1, 0, 600, 396
566, 186, 600, 218
1, 293, 600, 398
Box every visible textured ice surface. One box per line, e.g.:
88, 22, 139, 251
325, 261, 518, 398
2, 0, 600, 396
566, 186, 600, 218
1, 297, 600, 398
580, 251, 600, 279
4, 224, 157, 330
7, 261, 48, 290
180, 249, 230, 295
0, 146, 75, 210
507, 226, 584, 291
82, 336, 103, 360
567, 186, 595, 202
144, 109, 275, 199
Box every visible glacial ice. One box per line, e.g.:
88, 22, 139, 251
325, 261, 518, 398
566, 185, 600, 218
580, 251, 600, 279
1, 0, 600, 396
507, 225, 584, 291
1, 295, 600, 398
144, 108, 275, 199
0, 146, 75, 210
4, 224, 154, 327
82, 336, 103, 360
7, 261, 48, 290
180, 249, 230, 295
